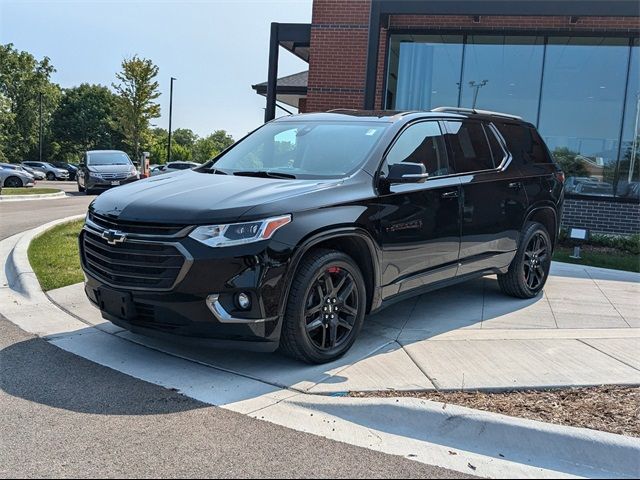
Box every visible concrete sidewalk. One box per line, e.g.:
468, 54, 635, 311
48, 261, 640, 394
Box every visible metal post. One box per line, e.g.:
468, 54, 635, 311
469, 80, 488, 109
39, 92, 43, 162
265, 23, 279, 122
167, 77, 176, 164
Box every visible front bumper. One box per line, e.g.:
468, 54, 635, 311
86, 175, 139, 189
80, 225, 294, 350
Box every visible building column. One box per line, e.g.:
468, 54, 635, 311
265, 23, 280, 122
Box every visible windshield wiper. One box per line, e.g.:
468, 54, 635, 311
233, 170, 297, 180
202, 168, 229, 175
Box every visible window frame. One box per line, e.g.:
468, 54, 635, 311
442, 119, 511, 175
377, 117, 513, 184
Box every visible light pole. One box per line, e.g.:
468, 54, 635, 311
469, 80, 488, 109
167, 77, 176, 164
39, 92, 43, 162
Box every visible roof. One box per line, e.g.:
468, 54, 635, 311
274, 108, 531, 125
252, 70, 308, 95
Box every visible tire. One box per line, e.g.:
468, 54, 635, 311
279, 249, 367, 364
498, 221, 552, 299
77, 182, 85, 192
4, 176, 23, 188
46, 172, 55, 181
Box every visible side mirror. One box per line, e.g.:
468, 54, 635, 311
386, 162, 429, 184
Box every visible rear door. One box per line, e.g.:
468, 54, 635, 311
443, 120, 528, 276
377, 120, 462, 298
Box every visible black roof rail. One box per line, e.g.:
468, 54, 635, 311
431, 106, 523, 121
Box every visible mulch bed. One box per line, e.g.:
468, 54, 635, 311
350, 386, 640, 437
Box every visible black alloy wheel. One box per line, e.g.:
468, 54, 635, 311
280, 249, 366, 364
523, 232, 549, 290
304, 266, 359, 351
498, 221, 552, 299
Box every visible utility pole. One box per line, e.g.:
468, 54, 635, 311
167, 77, 176, 164
469, 80, 488, 109
39, 92, 43, 162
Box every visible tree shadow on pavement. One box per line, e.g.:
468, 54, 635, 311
0, 328, 206, 416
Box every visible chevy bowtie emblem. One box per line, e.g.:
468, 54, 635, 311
101, 229, 127, 245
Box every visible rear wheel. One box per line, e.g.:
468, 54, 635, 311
280, 249, 366, 364
498, 222, 552, 299
4, 176, 23, 188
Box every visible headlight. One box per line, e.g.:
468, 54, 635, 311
189, 215, 291, 247
89, 172, 102, 178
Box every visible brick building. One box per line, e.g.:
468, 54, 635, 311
254, 0, 640, 235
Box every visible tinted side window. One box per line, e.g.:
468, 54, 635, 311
496, 123, 551, 165
485, 124, 507, 166
384, 121, 450, 177
444, 121, 495, 173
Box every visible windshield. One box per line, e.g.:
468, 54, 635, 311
87, 152, 131, 166
204, 121, 388, 179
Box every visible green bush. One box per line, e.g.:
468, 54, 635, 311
559, 228, 640, 255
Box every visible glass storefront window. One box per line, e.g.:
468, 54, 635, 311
618, 39, 640, 199
460, 36, 544, 122
386, 35, 463, 110
538, 37, 630, 197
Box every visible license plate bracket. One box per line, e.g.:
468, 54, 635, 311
111, 180, 121, 186
96, 287, 135, 320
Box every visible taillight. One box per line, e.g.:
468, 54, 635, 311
555, 171, 565, 184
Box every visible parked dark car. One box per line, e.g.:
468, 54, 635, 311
51, 161, 79, 181
80, 109, 564, 363
77, 150, 139, 195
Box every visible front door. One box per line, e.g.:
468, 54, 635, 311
377, 120, 461, 299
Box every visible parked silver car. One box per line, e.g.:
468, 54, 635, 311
0, 163, 36, 188
21, 164, 46, 180
150, 161, 199, 176
21, 161, 69, 181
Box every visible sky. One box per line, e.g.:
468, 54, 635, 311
0, 0, 312, 140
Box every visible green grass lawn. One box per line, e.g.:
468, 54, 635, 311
1, 187, 61, 196
28, 220, 84, 291
553, 246, 640, 273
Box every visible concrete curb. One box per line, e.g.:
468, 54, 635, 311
0, 190, 66, 201
2, 216, 639, 479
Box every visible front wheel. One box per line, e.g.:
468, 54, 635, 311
46, 172, 55, 181
4, 176, 23, 188
279, 249, 366, 364
77, 181, 85, 192
498, 222, 552, 299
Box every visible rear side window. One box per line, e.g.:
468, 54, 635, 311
384, 121, 451, 177
485, 125, 507, 166
496, 123, 551, 165
444, 121, 495, 173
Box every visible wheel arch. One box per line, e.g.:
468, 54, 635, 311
524, 204, 559, 247
280, 228, 381, 317
3, 175, 24, 188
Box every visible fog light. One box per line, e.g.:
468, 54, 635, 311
236, 292, 251, 310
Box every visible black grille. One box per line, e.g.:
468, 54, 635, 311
88, 212, 189, 237
130, 302, 191, 332
82, 230, 186, 289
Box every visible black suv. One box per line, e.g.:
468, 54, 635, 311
80, 109, 564, 364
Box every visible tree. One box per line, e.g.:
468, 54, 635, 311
147, 127, 168, 165
0, 43, 60, 163
552, 147, 589, 178
192, 130, 234, 163
50, 83, 123, 162
112, 55, 161, 162
172, 128, 197, 149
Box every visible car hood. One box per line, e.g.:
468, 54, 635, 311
90, 169, 341, 224
88, 164, 133, 173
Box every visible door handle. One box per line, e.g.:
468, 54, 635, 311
441, 190, 459, 199
509, 182, 523, 189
